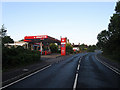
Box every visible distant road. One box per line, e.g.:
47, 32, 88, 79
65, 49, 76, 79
3, 53, 120, 89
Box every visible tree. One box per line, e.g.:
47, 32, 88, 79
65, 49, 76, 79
0, 24, 7, 37
2, 36, 14, 44
0, 25, 14, 45
87, 45, 96, 52
115, 1, 120, 14
96, 30, 110, 51
66, 43, 73, 54
49, 43, 58, 53
96, 1, 120, 61
79, 43, 87, 52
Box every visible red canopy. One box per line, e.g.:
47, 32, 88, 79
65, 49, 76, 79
24, 35, 61, 44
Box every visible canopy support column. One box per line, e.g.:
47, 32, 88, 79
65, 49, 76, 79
40, 42, 42, 55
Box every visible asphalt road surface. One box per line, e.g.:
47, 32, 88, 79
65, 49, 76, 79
3, 53, 120, 89
77, 53, 120, 88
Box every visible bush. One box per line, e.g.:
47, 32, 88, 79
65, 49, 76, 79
66, 43, 73, 54
112, 47, 120, 61
49, 43, 58, 53
2, 46, 41, 69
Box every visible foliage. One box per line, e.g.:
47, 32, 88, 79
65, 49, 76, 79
2, 36, 14, 44
0, 24, 7, 37
79, 44, 88, 52
2, 46, 41, 69
1, 25, 14, 46
66, 43, 73, 54
87, 45, 97, 52
96, 1, 120, 61
49, 43, 58, 53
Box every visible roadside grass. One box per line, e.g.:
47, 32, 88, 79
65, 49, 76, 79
102, 53, 120, 64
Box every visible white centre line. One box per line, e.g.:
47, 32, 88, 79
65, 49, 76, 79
79, 60, 81, 63
73, 73, 78, 90
77, 64, 80, 71
1, 64, 51, 89
73, 57, 82, 90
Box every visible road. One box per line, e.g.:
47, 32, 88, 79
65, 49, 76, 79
77, 53, 120, 88
3, 53, 120, 89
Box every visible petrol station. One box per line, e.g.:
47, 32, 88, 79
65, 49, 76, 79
24, 35, 66, 56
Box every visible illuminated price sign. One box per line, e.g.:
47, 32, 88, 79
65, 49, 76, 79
61, 38, 66, 56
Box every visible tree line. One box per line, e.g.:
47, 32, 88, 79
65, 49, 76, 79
96, 1, 120, 61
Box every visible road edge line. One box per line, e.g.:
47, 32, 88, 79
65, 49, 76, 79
95, 54, 120, 75
1, 64, 51, 89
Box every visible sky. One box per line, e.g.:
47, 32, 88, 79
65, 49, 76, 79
2, 1, 116, 45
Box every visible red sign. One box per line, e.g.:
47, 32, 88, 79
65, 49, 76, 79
24, 35, 48, 42
61, 38, 66, 56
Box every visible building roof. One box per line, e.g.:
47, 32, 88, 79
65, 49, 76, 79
72, 45, 80, 47
4, 41, 28, 46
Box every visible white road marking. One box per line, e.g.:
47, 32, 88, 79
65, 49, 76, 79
73, 73, 78, 90
73, 58, 82, 90
95, 54, 120, 75
77, 64, 80, 71
1, 65, 51, 89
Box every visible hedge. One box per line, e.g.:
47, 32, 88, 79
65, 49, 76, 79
2, 46, 41, 69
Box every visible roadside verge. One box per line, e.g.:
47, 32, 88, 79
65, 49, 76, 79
95, 53, 120, 75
